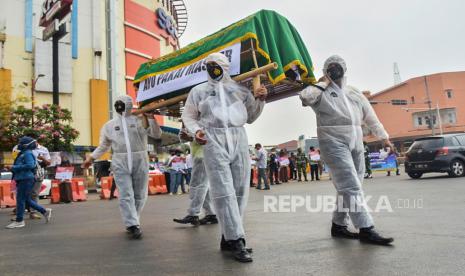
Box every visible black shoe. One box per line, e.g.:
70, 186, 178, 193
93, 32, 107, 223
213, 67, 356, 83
298, 179, 302, 182
275, 182, 281, 185
199, 215, 218, 225
221, 235, 253, 253
304, 179, 308, 182
359, 226, 394, 245
173, 215, 200, 226
230, 238, 253, 263
263, 187, 270, 190
126, 225, 143, 239
256, 186, 262, 190
331, 223, 359, 239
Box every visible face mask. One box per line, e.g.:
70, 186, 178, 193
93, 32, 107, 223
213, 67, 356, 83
114, 100, 126, 114
206, 63, 224, 81
326, 63, 344, 81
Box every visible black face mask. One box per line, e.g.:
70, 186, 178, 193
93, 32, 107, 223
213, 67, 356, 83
327, 63, 344, 81
206, 63, 224, 81
114, 100, 126, 114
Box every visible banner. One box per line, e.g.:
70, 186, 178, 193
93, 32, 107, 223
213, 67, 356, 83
55, 166, 74, 180
136, 43, 241, 102
369, 152, 397, 171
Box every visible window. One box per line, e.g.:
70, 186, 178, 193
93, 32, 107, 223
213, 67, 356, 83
411, 96, 415, 104
449, 137, 461, 147
417, 117, 423, 125
455, 135, 465, 146
391, 99, 408, 105
446, 89, 453, 99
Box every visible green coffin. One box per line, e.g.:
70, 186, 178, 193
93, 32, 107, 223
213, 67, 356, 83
134, 9, 315, 103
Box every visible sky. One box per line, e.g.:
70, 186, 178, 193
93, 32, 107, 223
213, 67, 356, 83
179, 0, 465, 146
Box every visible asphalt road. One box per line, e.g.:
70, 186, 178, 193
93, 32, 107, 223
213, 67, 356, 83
1, 171, 464, 276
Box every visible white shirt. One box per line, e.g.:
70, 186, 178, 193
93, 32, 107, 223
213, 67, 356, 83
185, 154, 193, 169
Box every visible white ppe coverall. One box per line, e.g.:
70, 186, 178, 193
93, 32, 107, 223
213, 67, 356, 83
186, 141, 215, 217
300, 55, 389, 229
182, 53, 265, 240
92, 95, 162, 227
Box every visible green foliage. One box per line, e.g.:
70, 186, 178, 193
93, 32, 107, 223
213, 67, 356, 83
0, 104, 79, 152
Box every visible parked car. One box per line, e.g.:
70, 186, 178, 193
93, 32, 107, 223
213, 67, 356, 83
405, 134, 465, 179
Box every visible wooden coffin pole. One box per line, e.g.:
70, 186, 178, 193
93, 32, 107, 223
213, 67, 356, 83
133, 62, 278, 115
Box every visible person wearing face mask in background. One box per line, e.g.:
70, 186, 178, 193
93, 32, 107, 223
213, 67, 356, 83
82, 95, 162, 239
182, 53, 267, 263
6, 137, 52, 229
267, 148, 280, 185
299, 55, 394, 245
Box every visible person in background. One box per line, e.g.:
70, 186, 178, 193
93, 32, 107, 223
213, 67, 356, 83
268, 148, 280, 185
254, 143, 270, 190
168, 149, 186, 195
317, 149, 324, 176
309, 147, 320, 181
12, 133, 51, 220
289, 152, 297, 180
184, 149, 193, 186
296, 148, 308, 182
278, 149, 289, 183
386, 146, 401, 176
250, 153, 256, 188
6, 136, 52, 229
60, 154, 71, 167
363, 142, 373, 179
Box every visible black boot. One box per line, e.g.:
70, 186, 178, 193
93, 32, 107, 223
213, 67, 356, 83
331, 223, 359, 239
359, 226, 394, 245
220, 235, 253, 253
126, 225, 143, 240
229, 238, 253, 263
199, 215, 218, 225
173, 215, 200, 226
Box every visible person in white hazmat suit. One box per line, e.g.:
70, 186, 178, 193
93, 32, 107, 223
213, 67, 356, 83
83, 95, 162, 239
299, 55, 394, 245
182, 53, 267, 262
172, 128, 218, 226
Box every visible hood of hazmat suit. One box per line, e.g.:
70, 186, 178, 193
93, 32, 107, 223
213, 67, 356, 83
299, 55, 389, 229
91, 95, 162, 227
181, 53, 265, 240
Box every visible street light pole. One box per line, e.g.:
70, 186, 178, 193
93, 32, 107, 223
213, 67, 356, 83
31, 74, 45, 125
423, 76, 435, 135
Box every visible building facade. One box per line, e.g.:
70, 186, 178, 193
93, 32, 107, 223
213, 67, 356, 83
0, 0, 185, 149
365, 71, 465, 152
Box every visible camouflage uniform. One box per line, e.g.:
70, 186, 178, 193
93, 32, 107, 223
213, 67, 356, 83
296, 151, 308, 181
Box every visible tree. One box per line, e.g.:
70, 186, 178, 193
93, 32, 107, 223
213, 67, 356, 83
0, 104, 79, 152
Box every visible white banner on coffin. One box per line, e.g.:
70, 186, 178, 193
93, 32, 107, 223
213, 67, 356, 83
136, 43, 241, 102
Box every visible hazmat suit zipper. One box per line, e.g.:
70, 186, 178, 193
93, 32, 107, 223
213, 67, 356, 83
218, 82, 235, 161
335, 84, 358, 150
121, 114, 133, 172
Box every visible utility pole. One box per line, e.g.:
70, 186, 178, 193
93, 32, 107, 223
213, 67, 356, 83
52, 34, 59, 105
423, 76, 435, 135
31, 74, 45, 125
